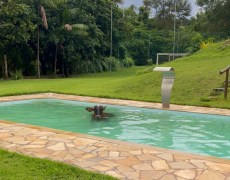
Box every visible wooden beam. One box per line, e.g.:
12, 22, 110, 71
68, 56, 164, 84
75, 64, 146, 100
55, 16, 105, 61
224, 69, 229, 99
220, 65, 230, 75
219, 65, 230, 99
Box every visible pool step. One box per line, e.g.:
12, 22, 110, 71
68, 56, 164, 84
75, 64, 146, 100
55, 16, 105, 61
213, 88, 224, 92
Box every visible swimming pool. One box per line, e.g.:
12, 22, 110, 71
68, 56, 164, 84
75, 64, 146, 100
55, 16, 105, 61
0, 98, 229, 159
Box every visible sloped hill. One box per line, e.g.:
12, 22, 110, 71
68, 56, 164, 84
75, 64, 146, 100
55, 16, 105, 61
115, 41, 230, 108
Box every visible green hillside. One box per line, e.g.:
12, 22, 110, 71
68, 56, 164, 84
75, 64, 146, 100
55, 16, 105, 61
114, 41, 230, 108
0, 41, 230, 108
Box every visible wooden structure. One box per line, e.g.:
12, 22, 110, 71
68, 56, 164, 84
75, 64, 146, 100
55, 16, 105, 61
220, 65, 230, 99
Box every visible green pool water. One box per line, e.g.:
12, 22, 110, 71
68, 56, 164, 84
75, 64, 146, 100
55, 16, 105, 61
0, 99, 229, 159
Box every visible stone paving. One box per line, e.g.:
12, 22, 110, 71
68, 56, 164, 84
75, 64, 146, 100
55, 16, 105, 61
0, 93, 230, 180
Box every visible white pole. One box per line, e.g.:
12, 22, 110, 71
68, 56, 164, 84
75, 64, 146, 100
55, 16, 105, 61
173, 0, 176, 60
110, 2, 113, 72
156, 53, 159, 65
110, 3, 113, 58
148, 36, 150, 60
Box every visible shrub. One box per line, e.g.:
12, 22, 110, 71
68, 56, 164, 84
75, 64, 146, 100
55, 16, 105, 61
146, 58, 153, 66
122, 57, 135, 68
200, 39, 214, 49
104, 57, 121, 71
219, 39, 230, 51
187, 33, 203, 53
10, 70, 23, 80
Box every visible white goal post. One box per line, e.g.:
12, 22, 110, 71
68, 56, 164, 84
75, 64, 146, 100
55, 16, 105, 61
156, 53, 188, 65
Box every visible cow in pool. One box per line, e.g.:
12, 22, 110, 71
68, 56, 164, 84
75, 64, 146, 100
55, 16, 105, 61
86, 105, 112, 119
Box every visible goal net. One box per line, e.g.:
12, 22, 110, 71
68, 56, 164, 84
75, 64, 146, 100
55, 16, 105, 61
156, 53, 188, 65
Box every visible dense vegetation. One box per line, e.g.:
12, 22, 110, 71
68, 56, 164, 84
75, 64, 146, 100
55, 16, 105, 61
2, 0, 229, 78
0, 149, 117, 179
0, 41, 229, 108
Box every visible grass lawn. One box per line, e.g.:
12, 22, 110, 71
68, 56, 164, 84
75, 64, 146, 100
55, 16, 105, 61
0, 42, 229, 108
0, 149, 117, 180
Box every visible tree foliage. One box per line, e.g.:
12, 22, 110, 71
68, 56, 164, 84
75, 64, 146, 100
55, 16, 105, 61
143, 0, 191, 29
194, 0, 230, 38
0, 1, 36, 73
2, 0, 229, 78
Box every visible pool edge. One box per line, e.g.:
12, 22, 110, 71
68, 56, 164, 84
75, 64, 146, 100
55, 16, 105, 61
1, 119, 230, 180
1, 119, 230, 165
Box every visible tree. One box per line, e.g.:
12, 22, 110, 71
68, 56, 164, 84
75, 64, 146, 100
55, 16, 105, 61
48, 0, 108, 75
18, 0, 66, 78
0, 1, 35, 79
124, 30, 172, 65
37, 0, 70, 78
110, 0, 123, 57
48, 2, 88, 76
37, 4, 48, 78
196, 0, 222, 11
138, 6, 151, 25
194, 0, 230, 39
1, 0, 197, 77
143, 0, 191, 29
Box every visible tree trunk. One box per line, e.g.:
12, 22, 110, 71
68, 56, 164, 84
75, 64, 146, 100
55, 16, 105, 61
62, 61, 65, 77
54, 44, 58, 76
66, 63, 69, 77
62, 50, 65, 77
4, 54, 8, 80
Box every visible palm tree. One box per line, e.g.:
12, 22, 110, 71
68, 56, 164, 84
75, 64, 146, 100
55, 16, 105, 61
52, 7, 88, 76
37, 5, 48, 78
53, 24, 88, 76
36, 0, 66, 78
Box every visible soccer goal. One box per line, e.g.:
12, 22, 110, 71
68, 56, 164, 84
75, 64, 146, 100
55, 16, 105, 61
156, 53, 188, 65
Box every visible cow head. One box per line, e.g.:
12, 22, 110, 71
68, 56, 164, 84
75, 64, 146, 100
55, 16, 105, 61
86, 105, 106, 119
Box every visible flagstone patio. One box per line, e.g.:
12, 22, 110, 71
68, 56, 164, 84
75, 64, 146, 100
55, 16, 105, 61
0, 93, 230, 180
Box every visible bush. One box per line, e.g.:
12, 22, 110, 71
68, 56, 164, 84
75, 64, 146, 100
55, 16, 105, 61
104, 57, 121, 71
200, 39, 214, 49
187, 33, 203, 53
122, 57, 135, 68
10, 70, 23, 80
219, 39, 230, 51
146, 58, 153, 66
